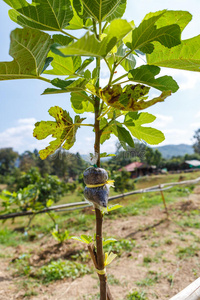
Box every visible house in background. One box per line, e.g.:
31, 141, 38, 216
119, 162, 156, 178
182, 160, 200, 169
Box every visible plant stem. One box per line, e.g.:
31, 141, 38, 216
94, 38, 107, 299
111, 73, 128, 85
74, 123, 94, 127
95, 208, 107, 300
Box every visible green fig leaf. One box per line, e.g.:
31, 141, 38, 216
0, 28, 52, 80
5, 0, 73, 31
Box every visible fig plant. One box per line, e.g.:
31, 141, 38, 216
1, 1, 200, 299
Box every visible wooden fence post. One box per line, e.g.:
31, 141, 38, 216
169, 277, 200, 300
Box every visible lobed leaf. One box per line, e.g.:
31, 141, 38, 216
126, 10, 181, 54
0, 28, 51, 80
59, 19, 132, 58
33, 106, 86, 159
128, 65, 179, 92
147, 35, 200, 72
124, 112, 165, 145
42, 78, 88, 95
116, 125, 135, 150
73, 0, 126, 22
144, 10, 192, 33
5, 0, 73, 31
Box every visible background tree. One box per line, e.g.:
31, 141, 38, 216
193, 128, 200, 154
0, 148, 18, 176
145, 148, 162, 167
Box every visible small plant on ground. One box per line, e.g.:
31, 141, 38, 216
126, 290, 147, 300
51, 228, 72, 244
36, 259, 90, 283
136, 271, 161, 287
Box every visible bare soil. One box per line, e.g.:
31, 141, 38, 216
0, 188, 200, 300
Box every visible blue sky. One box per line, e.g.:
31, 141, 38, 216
0, 0, 200, 155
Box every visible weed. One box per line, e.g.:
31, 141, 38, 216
51, 229, 71, 244
36, 259, 90, 283
143, 256, 152, 264
179, 218, 200, 229
104, 239, 136, 256
126, 290, 147, 300
71, 251, 90, 263
176, 244, 199, 259
107, 274, 120, 285
136, 271, 160, 287
0, 227, 24, 247
164, 239, 173, 245
13, 254, 32, 276
150, 241, 160, 248
153, 251, 166, 263
167, 274, 174, 287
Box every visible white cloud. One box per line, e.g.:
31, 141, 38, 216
18, 118, 37, 125
190, 122, 200, 129
0, 118, 52, 153
152, 114, 173, 128
159, 128, 192, 145
195, 111, 200, 118
101, 135, 117, 153
160, 68, 200, 91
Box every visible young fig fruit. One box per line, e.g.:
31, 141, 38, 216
83, 167, 109, 209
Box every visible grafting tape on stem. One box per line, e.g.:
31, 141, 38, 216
86, 180, 115, 188
96, 268, 106, 275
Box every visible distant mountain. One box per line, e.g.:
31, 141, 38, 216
154, 144, 194, 159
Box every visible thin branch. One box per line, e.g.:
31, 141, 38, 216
60, 29, 78, 40
74, 123, 94, 127
38, 76, 51, 83
102, 22, 108, 33
104, 58, 112, 73
111, 73, 128, 85
115, 49, 133, 68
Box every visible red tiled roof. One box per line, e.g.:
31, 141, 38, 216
119, 162, 143, 172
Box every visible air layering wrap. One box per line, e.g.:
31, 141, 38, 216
83, 167, 114, 210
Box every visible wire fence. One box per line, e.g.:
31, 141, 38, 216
0, 176, 200, 221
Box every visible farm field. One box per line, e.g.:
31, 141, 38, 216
0, 171, 200, 300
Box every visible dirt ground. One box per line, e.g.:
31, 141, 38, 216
0, 187, 200, 300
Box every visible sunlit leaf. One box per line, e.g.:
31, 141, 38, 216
103, 238, 117, 246
116, 125, 135, 150
126, 10, 181, 54
128, 65, 179, 92
72, 234, 93, 244
44, 34, 82, 76
33, 106, 86, 159
59, 19, 132, 58
145, 10, 192, 32
5, 0, 73, 31
124, 112, 165, 145
147, 35, 200, 72
70, 91, 94, 113
42, 78, 88, 95
100, 152, 116, 158
0, 28, 51, 80
127, 126, 165, 145
73, 0, 126, 22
